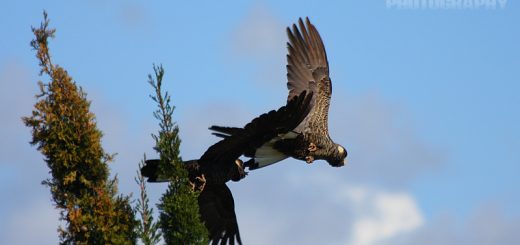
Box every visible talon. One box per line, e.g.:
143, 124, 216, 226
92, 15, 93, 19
305, 155, 314, 164
235, 159, 244, 168
193, 174, 206, 191
308, 143, 317, 152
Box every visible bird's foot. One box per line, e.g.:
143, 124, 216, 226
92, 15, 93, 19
191, 174, 206, 192
305, 155, 315, 164
308, 143, 318, 152
244, 159, 259, 170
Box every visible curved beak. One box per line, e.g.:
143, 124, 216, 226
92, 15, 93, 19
335, 159, 346, 167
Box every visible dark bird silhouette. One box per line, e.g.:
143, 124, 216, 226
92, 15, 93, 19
210, 17, 347, 169
141, 91, 313, 245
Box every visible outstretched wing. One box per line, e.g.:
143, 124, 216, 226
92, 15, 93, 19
198, 91, 312, 244
286, 17, 332, 133
199, 183, 242, 245
200, 90, 313, 174
141, 161, 242, 244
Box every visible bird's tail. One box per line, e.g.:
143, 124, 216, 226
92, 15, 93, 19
140, 159, 168, 182
209, 126, 243, 138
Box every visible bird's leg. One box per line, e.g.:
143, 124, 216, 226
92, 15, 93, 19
232, 159, 247, 181
305, 155, 315, 164
308, 142, 318, 152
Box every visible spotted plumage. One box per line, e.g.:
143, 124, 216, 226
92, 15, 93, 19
211, 17, 347, 168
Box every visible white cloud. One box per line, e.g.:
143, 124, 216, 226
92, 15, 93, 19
295, 174, 424, 245
346, 188, 423, 245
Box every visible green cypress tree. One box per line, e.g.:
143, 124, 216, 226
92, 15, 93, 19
23, 12, 137, 245
135, 158, 161, 245
147, 65, 209, 244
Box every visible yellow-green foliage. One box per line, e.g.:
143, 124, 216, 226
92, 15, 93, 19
23, 12, 137, 245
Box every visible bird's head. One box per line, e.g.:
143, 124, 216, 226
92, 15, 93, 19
326, 144, 347, 167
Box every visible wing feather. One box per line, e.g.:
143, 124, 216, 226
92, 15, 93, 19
199, 184, 242, 245
202, 91, 313, 172
286, 17, 332, 133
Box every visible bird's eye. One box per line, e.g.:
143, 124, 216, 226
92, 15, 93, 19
337, 145, 344, 154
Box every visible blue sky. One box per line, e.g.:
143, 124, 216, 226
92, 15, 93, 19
1, 1, 519, 244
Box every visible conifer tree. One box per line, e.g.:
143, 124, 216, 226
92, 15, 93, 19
135, 158, 161, 245
147, 65, 209, 244
23, 12, 137, 244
